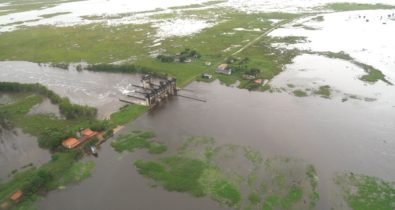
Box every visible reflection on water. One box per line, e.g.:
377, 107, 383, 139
0, 61, 141, 118
0, 126, 50, 180
37, 81, 395, 209
28, 98, 63, 118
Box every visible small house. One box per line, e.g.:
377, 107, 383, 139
10, 190, 23, 201
216, 64, 232, 75
62, 137, 80, 149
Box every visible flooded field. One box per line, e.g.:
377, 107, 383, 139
36, 80, 395, 209
269, 9, 395, 100
0, 61, 141, 118
0, 126, 51, 181
1, 0, 395, 209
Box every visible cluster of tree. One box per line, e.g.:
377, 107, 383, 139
86, 64, 167, 78
225, 57, 262, 78
22, 169, 53, 197
0, 82, 97, 119
38, 127, 74, 150
21, 150, 83, 198
157, 48, 201, 63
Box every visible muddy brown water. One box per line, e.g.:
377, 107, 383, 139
0, 61, 142, 119
35, 80, 395, 210
0, 126, 51, 181
0, 93, 53, 180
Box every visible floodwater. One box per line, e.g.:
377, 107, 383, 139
271, 54, 395, 103
270, 9, 395, 82
0, 93, 52, 180
0, 61, 141, 118
37, 80, 395, 209
28, 98, 63, 118
0, 126, 51, 180
269, 9, 395, 103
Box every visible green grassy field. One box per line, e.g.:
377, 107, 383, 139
324, 3, 395, 11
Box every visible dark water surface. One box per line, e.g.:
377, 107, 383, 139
37, 80, 395, 209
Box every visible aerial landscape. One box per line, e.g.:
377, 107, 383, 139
0, 0, 395, 209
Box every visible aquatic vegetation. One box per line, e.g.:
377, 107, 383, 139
359, 66, 391, 85
134, 137, 319, 209
336, 173, 395, 210
314, 85, 331, 98
293, 89, 308, 97
111, 131, 167, 154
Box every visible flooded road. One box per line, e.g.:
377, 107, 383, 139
37, 80, 395, 209
0, 61, 141, 118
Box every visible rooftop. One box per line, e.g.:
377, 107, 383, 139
10, 190, 23, 201
81, 128, 98, 138
62, 137, 80, 149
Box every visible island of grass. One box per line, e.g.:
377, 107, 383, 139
111, 131, 167, 154
336, 173, 395, 210
293, 89, 308, 97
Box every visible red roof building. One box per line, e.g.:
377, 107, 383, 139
10, 190, 23, 201
79, 129, 98, 143
62, 138, 80, 149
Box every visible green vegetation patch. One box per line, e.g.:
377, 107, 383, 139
109, 105, 147, 126
111, 131, 167, 154
360, 67, 391, 85
134, 137, 319, 209
293, 89, 308, 97
324, 3, 395, 11
0, 24, 155, 63
336, 173, 395, 210
314, 85, 331, 98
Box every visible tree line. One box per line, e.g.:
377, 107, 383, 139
86, 64, 168, 79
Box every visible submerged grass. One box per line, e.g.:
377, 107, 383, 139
336, 173, 395, 210
293, 89, 308, 97
134, 137, 319, 209
111, 131, 167, 154
314, 85, 331, 98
